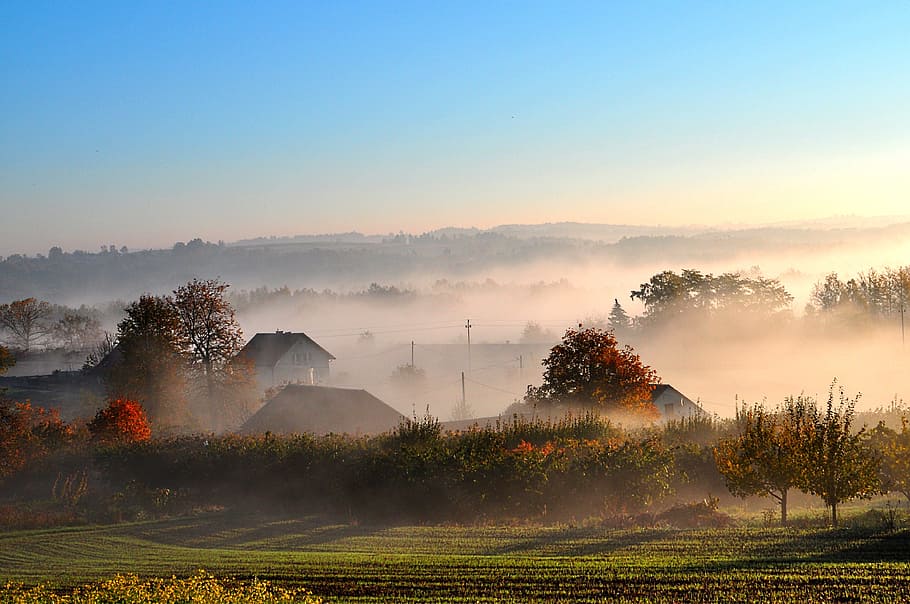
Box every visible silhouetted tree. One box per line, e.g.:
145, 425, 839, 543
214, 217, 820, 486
608, 299, 631, 333
631, 269, 792, 326
0, 298, 53, 351
520, 321, 555, 344
82, 332, 117, 371
526, 326, 658, 418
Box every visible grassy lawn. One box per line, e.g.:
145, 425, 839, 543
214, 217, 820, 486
2, 511, 910, 602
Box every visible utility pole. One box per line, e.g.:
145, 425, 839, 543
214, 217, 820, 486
465, 318, 472, 373
901, 281, 906, 348
411, 340, 415, 366
461, 371, 466, 407
518, 354, 523, 382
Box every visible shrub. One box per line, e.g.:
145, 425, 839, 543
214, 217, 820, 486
88, 399, 152, 444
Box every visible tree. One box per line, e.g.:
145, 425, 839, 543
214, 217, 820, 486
630, 270, 793, 327
55, 310, 103, 351
88, 398, 152, 443
526, 326, 658, 418
0, 298, 53, 351
868, 419, 910, 504
106, 295, 187, 428
82, 331, 117, 371
713, 399, 809, 524
608, 299, 631, 333
172, 278, 251, 431
520, 321, 555, 344
800, 384, 881, 526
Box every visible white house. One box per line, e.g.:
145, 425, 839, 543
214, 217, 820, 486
238, 331, 335, 388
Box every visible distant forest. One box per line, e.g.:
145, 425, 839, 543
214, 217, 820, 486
2, 221, 909, 302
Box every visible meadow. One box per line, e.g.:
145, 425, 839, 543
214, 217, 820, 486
2, 510, 909, 603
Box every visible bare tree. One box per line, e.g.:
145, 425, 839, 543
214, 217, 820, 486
55, 310, 103, 351
0, 298, 53, 351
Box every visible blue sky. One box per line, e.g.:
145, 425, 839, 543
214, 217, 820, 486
2, 1, 909, 255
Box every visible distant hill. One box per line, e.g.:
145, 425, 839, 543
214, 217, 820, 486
2, 219, 909, 304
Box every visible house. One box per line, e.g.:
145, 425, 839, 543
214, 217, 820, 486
651, 384, 704, 420
238, 331, 335, 388
241, 384, 405, 435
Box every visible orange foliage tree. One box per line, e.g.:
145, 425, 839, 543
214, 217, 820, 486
526, 326, 659, 418
88, 399, 152, 444
0, 401, 72, 479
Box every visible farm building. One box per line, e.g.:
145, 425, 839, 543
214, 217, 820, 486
651, 384, 704, 420
237, 331, 335, 388
241, 384, 405, 435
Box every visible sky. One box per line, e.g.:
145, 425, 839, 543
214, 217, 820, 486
1, 1, 909, 256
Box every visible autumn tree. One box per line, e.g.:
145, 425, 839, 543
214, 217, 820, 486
0, 298, 53, 351
800, 384, 881, 526
172, 278, 252, 431
0, 401, 71, 480
713, 398, 809, 524
526, 326, 658, 418
88, 399, 152, 444
106, 294, 188, 428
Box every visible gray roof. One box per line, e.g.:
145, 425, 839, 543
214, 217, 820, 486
241, 384, 404, 435
238, 332, 335, 367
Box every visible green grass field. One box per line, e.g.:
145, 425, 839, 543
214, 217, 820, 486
2, 511, 910, 602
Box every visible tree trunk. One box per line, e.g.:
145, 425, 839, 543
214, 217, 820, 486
831, 502, 838, 527
780, 489, 788, 526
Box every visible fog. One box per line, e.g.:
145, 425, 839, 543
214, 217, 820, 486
4, 220, 910, 425
231, 225, 910, 421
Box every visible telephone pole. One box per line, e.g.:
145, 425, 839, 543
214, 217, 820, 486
411, 340, 415, 366
465, 318, 472, 373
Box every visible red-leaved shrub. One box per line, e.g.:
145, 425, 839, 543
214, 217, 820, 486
88, 399, 152, 443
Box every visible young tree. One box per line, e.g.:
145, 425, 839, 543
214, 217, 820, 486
526, 326, 658, 418
0, 298, 53, 351
800, 384, 881, 526
106, 295, 187, 428
713, 399, 808, 524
